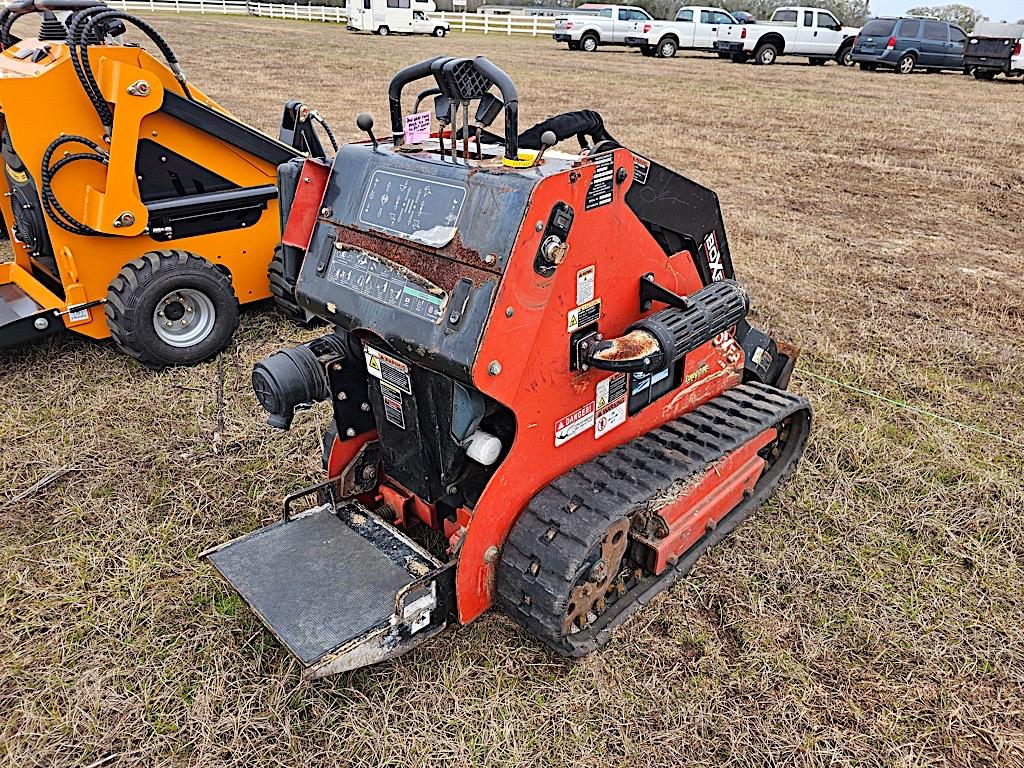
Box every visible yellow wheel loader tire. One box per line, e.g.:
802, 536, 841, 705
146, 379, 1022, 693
105, 250, 240, 369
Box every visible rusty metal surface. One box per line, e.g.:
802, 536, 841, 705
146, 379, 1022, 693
562, 517, 631, 635
592, 329, 661, 363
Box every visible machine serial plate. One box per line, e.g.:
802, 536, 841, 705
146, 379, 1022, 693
358, 170, 467, 248
327, 247, 447, 323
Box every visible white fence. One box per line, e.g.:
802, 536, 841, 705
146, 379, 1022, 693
101, 0, 558, 35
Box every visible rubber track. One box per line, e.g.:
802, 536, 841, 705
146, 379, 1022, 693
268, 245, 304, 321
496, 381, 811, 657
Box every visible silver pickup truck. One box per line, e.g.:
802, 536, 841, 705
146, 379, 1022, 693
553, 3, 654, 52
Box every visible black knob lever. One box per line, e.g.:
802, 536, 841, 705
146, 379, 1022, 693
356, 112, 378, 151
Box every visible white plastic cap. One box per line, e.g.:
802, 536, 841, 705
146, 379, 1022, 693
465, 430, 502, 466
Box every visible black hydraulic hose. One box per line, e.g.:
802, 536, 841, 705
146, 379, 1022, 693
67, 6, 116, 129
78, 9, 194, 132
39, 135, 110, 236
312, 113, 338, 152
0, 0, 35, 50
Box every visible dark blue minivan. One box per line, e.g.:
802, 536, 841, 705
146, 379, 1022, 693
852, 16, 967, 74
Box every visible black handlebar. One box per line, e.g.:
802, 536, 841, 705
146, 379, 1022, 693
386, 55, 519, 161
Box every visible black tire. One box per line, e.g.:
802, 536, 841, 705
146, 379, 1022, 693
836, 43, 854, 66
432, 26, 446, 37
859, 62, 878, 71
973, 69, 996, 80
753, 42, 778, 65
640, 44, 654, 56
731, 52, 749, 63
105, 250, 239, 369
580, 33, 599, 52
568, 41, 580, 50
895, 52, 915, 74
377, 25, 389, 35
809, 57, 827, 65
656, 36, 678, 58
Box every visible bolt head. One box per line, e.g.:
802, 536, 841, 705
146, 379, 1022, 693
488, 361, 502, 376
535, 220, 544, 232
360, 402, 371, 412
33, 317, 49, 331
505, 306, 514, 318
483, 545, 500, 564
345, 427, 357, 438
337, 391, 348, 401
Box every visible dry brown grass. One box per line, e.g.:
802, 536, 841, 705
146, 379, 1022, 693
2, 15, 1024, 767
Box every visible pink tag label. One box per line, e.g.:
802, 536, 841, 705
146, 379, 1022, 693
403, 111, 431, 144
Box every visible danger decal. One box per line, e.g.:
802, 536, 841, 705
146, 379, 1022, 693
555, 402, 596, 447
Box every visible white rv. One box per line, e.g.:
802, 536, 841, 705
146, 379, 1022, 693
348, 0, 450, 36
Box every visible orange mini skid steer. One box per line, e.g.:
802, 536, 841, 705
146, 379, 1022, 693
205, 57, 812, 677
0, 0, 331, 368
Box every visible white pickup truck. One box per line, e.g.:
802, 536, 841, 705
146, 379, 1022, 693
553, 3, 654, 52
716, 6, 859, 65
624, 6, 739, 58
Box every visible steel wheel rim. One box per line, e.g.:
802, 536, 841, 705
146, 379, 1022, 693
660, 42, 674, 56
763, 49, 775, 64
153, 288, 216, 348
583, 37, 596, 51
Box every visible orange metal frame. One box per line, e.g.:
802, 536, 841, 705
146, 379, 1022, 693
0, 35, 283, 339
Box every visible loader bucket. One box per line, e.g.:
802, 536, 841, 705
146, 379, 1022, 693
0, 261, 63, 348
204, 499, 455, 678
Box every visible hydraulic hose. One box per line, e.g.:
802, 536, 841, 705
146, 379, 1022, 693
40, 7, 196, 235
39, 136, 110, 236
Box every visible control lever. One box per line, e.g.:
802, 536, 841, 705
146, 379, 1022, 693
472, 93, 503, 159
530, 131, 557, 168
434, 94, 453, 158
356, 112, 378, 151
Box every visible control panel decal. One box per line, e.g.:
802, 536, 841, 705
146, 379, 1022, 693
358, 169, 467, 248
327, 247, 448, 324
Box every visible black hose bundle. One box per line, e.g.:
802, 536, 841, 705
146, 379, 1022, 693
38, 5, 196, 235
39, 136, 109, 236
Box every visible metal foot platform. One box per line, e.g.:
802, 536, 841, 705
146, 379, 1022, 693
205, 502, 454, 677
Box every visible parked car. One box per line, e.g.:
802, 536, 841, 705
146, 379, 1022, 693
731, 10, 756, 23
625, 5, 738, 58
851, 16, 967, 74
553, 4, 653, 51
716, 6, 859, 65
964, 21, 1024, 80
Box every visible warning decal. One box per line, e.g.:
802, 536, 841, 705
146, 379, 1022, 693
555, 402, 595, 447
576, 265, 595, 306
595, 373, 627, 438
584, 154, 615, 211
380, 381, 406, 429
364, 345, 412, 394
567, 298, 601, 332
632, 154, 650, 185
